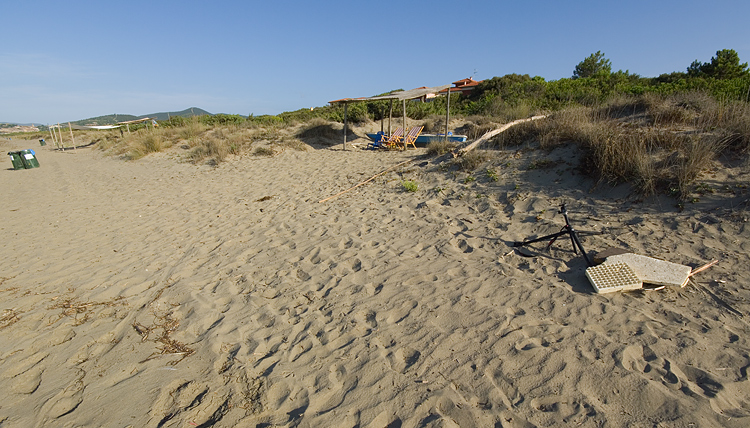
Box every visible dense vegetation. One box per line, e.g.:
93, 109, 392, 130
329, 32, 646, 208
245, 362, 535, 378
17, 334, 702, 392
235, 49, 750, 125
22, 49, 750, 202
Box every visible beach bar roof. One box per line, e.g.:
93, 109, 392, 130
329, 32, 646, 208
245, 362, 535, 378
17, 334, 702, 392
329, 84, 452, 150
50, 117, 156, 131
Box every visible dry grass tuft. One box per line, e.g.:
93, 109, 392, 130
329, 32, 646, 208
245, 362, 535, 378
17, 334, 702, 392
454, 150, 489, 171
426, 139, 458, 156
671, 135, 729, 198
129, 133, 169, 160
253, 146, 276, 156
296, 118, 349, 146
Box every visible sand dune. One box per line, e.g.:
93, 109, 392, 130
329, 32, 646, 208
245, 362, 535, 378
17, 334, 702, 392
1, 137, 749, 427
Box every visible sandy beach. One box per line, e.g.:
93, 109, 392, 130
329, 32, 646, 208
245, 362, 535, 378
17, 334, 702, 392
1, 135, 749, 427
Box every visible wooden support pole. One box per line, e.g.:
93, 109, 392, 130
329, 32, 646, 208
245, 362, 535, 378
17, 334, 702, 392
445, 87, 451, 140
343, 103, 348, 151
57, 123, 65, 150
388, 99, 393, 135
402, 98, 406, 134
68, 122, 77, 151
380, 106, 384, 134
48, 125, 57, 147
58, 125, 65, 149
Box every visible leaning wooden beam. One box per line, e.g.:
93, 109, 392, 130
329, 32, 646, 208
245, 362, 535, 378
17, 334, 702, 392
453, 115, 548, 157
318, 159, 413, 203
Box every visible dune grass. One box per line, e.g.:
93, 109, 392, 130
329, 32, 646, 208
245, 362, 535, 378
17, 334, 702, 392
480, 92, 749, 199
93, 116, 314, 164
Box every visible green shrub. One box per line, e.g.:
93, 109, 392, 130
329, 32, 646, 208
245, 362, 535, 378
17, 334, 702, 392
401, 180, 418, 192
486, 168, 499, 181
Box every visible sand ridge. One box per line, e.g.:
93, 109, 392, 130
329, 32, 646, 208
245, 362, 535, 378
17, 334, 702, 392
1, 138, 749, 427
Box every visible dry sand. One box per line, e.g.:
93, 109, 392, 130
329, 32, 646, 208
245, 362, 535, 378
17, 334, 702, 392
1, 135, 750, 427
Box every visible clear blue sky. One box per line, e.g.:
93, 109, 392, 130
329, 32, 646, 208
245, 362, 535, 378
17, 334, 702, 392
3, 0, 749, 124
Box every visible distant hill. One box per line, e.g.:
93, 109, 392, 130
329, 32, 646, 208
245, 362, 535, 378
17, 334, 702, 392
73, 107, 213, 126
142, 107, 213, 121
73, 114, 139, 126
1, 122, 43, 127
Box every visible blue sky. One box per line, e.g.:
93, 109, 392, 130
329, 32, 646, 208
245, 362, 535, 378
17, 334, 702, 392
3, 0, 749, 124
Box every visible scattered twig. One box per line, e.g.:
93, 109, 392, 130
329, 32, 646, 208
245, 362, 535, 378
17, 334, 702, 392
318, 159, 414, 203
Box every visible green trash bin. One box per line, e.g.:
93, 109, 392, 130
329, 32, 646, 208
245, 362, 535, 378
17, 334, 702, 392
19, 149, 40, 169
8, 151, 25, 170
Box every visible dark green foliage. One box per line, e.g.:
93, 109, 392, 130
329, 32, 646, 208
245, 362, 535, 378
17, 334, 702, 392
199, 114, 246, 126
162, 116, 188, 127
573, 51, 612, 79
689, 49, 750, 80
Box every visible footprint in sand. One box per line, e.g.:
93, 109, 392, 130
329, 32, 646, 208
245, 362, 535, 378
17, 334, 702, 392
385, 347, 420, 374
619, 344, 681, 390
245, 380, 309, 426
149, 379, 231, 427
354, 309, 378, 334
435, 395, 477, 427
4, 352, 48, 380
308, 363, 358, 416
37, 374, 85, 422
367, 409, 401, 428
11, 365, 43, 394
484, 365, 523, 409
529, 396, 597, 425
386, 299, 418, 324
364, 282, 383, 296
674, 364, 723, 399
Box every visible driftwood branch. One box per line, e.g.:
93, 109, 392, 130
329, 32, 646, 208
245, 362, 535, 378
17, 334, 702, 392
689, 260, 719, 277
318, 159, 414, 203
454, 115, 548, 157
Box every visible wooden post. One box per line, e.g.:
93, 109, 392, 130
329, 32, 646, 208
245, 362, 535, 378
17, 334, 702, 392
58, 125, 65, 149
388, 99, 393, 135
402, 98, 406, 135
380, 106, 384, 134
445, 87, 451, 140
343, 102, 348, 151
126, 124, 131, 134
57, 123, 65, 150
68, 122, 77, 150
48, 125, 57, 147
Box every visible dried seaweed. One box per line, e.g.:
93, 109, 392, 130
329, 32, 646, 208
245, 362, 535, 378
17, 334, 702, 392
1, 308, 21, 329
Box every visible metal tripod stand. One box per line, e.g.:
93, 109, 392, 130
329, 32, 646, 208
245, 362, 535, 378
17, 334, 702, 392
512, 203, 593, 267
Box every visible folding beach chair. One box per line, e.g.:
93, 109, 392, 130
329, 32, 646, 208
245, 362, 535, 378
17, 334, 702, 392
402, 126, 424, 149
383, 127, 404, 150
